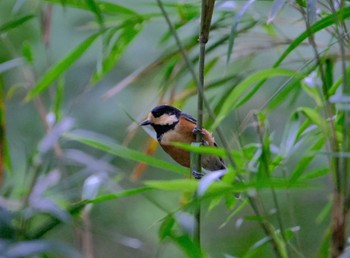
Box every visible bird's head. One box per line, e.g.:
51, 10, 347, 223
140, 105, 181, 128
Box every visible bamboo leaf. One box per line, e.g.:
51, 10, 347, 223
197, 170, 226, 197
26, 32, 102, 101
65, 131, 188, 175
307, 0, 317, 25
2, 240, 81, 258
22, 41, 33, 64
44, 0, 140, 16
145, 179, 199, 192
274, 6, 350, 67
213, 69, 303, 129
159, 215, 175, 240
92, 23, 142, 83
0, 15, 35, 34
264, 63, 316, 112
226, 0, 255, 64
280, 112, 301, 158
85, 0, 104, 25
172, 142, 226, 157
145, 178, 309, 193
329, 71, 349, 97
170, 234, 202, 258
267, 0, 286, 24
298, 107, 328, 133
87, 187, 153, 203
289, 137, 325, 182
0, 58, 24, 74
254, 6, 350, 112
300, 167, 329, 180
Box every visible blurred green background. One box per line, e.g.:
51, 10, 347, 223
1, 0, 348, 257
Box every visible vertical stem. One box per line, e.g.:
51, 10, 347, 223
0, 78, 4, 187
194, 0, 215, 247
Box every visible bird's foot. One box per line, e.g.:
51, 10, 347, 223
192, 170, 203, 180
192, 127, 205, 136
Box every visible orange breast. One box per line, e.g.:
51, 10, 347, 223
159, 116, 219, 169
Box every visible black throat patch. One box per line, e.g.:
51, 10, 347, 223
152, 122, 178, 141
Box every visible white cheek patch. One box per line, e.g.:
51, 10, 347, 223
154, 114, 178, 125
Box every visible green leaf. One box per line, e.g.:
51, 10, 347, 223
289, 137, 325, 182
213, 68, 303, 129
256, 6, 350, 109
22, 41, 33, 64
159, 215, 175, 240
172, 142, 226, 157
328, 66, 350, 96
316, 200, 332, 224
26, 32, 103, 101
85, 0, 104, 25
302, 80, 323, 106
87, 187, 153, 203
220, 199, 249, 228
265, 63, 316, 112
274, 6, 350, 67
145, 179, 199, 192
300, 167, 329, 180
243, 236, 272, 258
65, 132, 188, 175
92, 23, 142, 83
298, 107, 328, 133
280, 112, 301, 158
44, 0, 140, 17
145, 177, 308, 194
318, 230, 331, 258
0, 15, 35, 34
170, 234, 202, 258
226, 0, 255, 64
53, 77, 65, 122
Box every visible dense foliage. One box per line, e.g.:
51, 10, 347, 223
0, 0, 349, 257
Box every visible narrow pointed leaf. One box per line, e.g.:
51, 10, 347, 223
197, 170, 226, 197
65, 132, 188, 175
267, 0, 285, 24
298, 107, 328, 133
226, 0, 255, 64
213, 68, 302, 129
0, 15, 35, 34
274, 6, 350, 67
87, 187, 153, 203
307, 0, 317, 25
26, 32, 102, 101
85, 0, 104, 25
92, 23, 142, 83
44, 0, 140, 16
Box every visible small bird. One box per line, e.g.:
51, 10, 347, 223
140, 105, 226, 176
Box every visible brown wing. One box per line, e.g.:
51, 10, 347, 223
180, 112, 197, 125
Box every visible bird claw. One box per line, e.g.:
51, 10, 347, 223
192, 127, 205, 136
192, 170, 203, 179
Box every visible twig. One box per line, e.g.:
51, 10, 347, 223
0, 80, 4, 187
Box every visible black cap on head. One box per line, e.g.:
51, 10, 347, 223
151, 105, 181, 118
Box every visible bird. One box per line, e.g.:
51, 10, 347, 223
140, 105, 226, 177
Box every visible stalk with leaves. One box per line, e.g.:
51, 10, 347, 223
1, 1, 350, 257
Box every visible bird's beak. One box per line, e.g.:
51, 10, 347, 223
140, 119, 151, 126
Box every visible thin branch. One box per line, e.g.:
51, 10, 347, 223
0, 80, 4, 187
